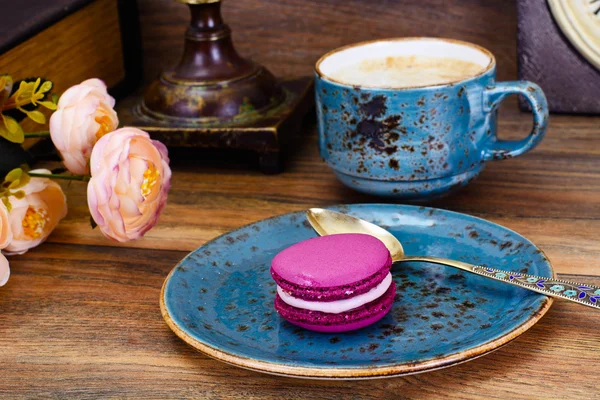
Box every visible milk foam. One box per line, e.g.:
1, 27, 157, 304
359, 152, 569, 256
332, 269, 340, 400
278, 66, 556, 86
330, 55, 486, 88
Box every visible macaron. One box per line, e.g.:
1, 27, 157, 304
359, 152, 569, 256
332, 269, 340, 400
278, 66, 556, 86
270, 233, 396, 333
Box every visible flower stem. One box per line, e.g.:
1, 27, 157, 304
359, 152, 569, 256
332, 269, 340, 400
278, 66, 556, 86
28, 172, 89, 182
23, 131, 51, 138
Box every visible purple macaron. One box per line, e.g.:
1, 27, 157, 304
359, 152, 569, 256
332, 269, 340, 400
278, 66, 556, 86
270, 233, 396, 333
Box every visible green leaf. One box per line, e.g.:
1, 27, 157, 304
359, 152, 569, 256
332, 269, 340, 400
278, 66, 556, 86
38, 101, 57, 111
4, 168, 22, 183
39, 80, 52, 94
26, 110, 46, 124
12, 190, 25, 199
18, 170, 29, 186
15, 81, 34, 104
3, 114, 19, 134
0, 115, 24, 143
32, 78, 41, 93
1, 196, 11, 213
90, 216, 97, 229
0, 125, 23, 143
4, 78, 54, 122
51, 94, 59, 104
8, 170, 29, 189
0, 75, 12, 105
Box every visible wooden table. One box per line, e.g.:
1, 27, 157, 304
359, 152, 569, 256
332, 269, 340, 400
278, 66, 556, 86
1, 101, 599, 399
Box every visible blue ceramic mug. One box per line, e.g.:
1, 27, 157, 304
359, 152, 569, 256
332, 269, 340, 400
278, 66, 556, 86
315, 38, 548, 201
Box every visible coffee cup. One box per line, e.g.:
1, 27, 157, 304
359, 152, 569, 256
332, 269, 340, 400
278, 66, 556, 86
315, 37, 548, 201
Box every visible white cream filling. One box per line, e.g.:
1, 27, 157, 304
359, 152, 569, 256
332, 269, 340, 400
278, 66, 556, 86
277, 273, 392, 314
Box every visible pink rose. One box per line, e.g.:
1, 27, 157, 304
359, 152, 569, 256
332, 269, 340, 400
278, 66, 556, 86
87, 128, 171, 242
0, 187, 13, 286
4, 169, 68, 255
49, 79, 119, 175
0, 253, 9, 286
0, 201, 12, 249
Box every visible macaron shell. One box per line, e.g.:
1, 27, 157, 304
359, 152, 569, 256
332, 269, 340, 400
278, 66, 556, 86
271, 233, 392, 288
274, 282, 396, 333
288, 311, 391, 333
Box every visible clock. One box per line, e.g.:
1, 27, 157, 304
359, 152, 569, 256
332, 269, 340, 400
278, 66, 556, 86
548, 0, 600, 71
517, 0, 600, 114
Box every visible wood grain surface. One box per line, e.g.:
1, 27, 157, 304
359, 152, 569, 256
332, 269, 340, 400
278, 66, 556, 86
1, 98, 599, 399
2, 0, 600, 398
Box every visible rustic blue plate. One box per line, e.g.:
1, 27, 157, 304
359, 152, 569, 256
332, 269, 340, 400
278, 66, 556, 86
160, 204, 553, 379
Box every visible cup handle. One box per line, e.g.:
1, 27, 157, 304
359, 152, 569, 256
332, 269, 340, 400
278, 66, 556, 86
482, 81, 549, 161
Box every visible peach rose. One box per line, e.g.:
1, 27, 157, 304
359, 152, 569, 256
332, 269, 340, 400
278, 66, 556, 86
0, 253, 9, 286
0, 201, 12, 249
87, 128, 171, 242
49, 79, 119, 175
4, 169, 68, 255
0, 192, 13, 286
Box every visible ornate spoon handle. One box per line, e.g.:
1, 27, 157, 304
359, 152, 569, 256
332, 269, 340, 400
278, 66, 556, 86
401, 256, 600, 310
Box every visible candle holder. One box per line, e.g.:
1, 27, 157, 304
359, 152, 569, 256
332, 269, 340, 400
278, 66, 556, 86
116, 0, 313, 173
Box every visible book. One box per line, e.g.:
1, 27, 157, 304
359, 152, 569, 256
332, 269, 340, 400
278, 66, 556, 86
0, 0, 141, 168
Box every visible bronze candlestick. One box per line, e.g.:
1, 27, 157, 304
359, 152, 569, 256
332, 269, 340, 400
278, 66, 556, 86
117, 0, 313, 173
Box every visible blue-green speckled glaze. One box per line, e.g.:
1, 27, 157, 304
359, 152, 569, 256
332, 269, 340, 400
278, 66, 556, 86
161, 204, 553, 379
315, 39, 549, 201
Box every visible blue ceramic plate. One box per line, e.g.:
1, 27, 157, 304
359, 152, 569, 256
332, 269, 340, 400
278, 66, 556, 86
160, 204, 553, 379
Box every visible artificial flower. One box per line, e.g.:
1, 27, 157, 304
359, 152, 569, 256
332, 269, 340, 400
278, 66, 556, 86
0, 200, 12, 287
49, 79, 118, 175
0, 253, 9, 286
0, 76, 56, 143
87, 127, 171, 242
0, 201, 12, 249
4, 169, 67, 255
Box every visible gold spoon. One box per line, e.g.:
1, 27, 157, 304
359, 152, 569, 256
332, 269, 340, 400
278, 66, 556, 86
306, 208, 600, 310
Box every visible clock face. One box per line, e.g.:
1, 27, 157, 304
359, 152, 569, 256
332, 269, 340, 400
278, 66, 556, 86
548, 0, 600, 70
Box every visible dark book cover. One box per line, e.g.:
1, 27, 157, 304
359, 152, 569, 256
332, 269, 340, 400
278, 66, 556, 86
0, 0, 94, 53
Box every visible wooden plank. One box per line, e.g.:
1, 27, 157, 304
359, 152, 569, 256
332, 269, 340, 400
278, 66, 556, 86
0, 243, 598, 398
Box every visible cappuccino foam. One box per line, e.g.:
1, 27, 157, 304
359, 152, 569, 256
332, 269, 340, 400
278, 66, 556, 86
329, 56, 487, 88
